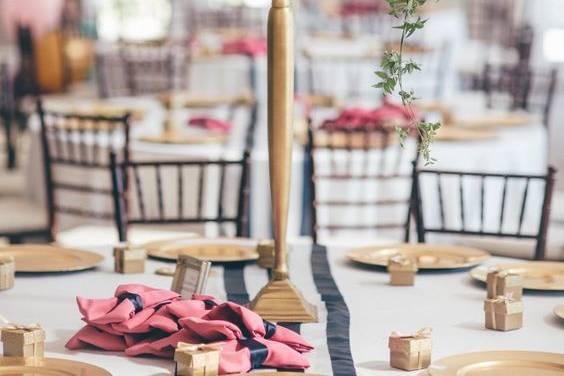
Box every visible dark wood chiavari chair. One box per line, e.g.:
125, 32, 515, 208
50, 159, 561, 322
109, 151, 251, 242
186, 4, 267, 37
306, 122, 418, 244
410, 162, 557, 260
96, 42, 188, 98
483, 64, 558, 127
37, 99, 132, 240
0, 63, 16, 170
465, 0, 520, 48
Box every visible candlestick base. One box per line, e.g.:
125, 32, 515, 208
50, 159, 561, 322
250, 278, 318, 323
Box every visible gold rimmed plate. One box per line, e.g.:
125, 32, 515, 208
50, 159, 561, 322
454, 113, 534, 129
470, 262, 564, 291
138, 132, 227, 145
148, 238, 259, 263
428, 351, 564, 376
0, 357, 111, 375
555, 305, 564, 320
0, 245, 104, 273
434, 127, 497, 142
346, 243, 490, 270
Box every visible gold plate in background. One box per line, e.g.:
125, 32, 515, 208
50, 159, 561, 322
0, 245, 103, 273
138, 131, 227, 145
434, 127, 497, 142
142, 234, 199, 255
454, 113, 533, 129
555, 305, 564, 320
347, 243, 490, 270
470, 262, 564, 291
148, 238, 259, 262
428, 351, 564, 376
0, 357, 111, 375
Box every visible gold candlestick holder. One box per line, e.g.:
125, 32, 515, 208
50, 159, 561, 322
249, 0, 317, 323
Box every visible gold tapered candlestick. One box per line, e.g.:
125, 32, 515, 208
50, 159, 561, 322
250, 0, 317, 323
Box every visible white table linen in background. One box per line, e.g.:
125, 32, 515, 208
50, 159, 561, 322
0, 240, 562, 375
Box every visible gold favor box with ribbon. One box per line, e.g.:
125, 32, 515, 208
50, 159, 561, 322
174, 342, 220, 376
113, 243, 147, 274
257, 240, 275, 269
486, 270, 523, 300
388, 329, 432, 371
484, 296, 523, 331
388, 256, 418, 286
1, 325, 45, 358
0, 255, 15, 290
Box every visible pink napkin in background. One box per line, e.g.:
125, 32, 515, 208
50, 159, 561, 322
0, 0, 64, 40
188, 117, 233, 133
320, 97, 421, 131
66, 285, 313, 374
222, 36, 268, 57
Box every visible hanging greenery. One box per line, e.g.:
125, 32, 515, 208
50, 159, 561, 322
374, 0, 441, 164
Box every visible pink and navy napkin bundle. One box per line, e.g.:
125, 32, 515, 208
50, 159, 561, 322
320, 97, 421, 131
66, 284, 313, 374
188, 117, 233, 133
222, 36, 268, 57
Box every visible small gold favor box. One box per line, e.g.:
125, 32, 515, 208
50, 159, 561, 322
0, 255, 15, 290
486, 270, 523, 300
388, 256, 418, 286
484, 297, 523, 331
388, 331, 432, 371
113, 243, 147, 274
1, 326, 45, 358
174, 342, 220, 376
256, 239, 275, 269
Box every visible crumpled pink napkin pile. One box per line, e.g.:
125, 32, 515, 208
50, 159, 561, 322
66, 284, 313, 374
222, 36, 267, 57
188, 117, 233, 133
320, 97, 421, 131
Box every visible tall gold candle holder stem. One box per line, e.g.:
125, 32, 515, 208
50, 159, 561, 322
249, 0, 317, 323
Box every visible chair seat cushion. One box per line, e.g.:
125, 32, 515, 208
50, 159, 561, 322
0, 197, 47, 233
56, 225, 199, 248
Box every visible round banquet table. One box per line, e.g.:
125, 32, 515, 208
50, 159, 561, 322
0, 239, 562, 375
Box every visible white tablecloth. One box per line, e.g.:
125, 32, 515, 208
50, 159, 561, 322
0, 239, 562, 375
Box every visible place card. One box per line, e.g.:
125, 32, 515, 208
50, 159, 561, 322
0, 255, 15, 290
171, 255, 211, 299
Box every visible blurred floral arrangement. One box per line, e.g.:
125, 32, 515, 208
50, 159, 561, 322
375, 0, 441, 164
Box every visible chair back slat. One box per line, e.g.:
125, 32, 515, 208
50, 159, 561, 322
412, 164, 557, 260
37, 99, 131, 237
110, 153, 250, 241
307, 120, 417, 243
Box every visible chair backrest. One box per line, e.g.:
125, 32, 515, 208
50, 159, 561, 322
465, 0, 521, 47
0, 63, 16, 169
96, 42, 188, 98
37, 99, 131, 238
306, 121, 418, 244
411, 163, 556, 260
186, 4, 267, 37
483, 64, 558, 127
110, 151, 251, 242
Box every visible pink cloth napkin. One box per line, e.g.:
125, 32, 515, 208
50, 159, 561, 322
222, 36, 267, 57
66, 285, 313, 374
0, 0, 64, 40
320, 97, 420, 131
188, 117, 233, 133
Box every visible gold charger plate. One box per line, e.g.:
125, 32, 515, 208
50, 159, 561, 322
347, 243, 490, 270
0, 245, 104, 273
0, 357, 111, 375
141, 234, 199, 255
454, 113, 533, 129
148, 238, 259, 262
138, 131, 227, 145
435, 127, 497, 142
428, 351, 564, 376
470, 262, 564, 291
555, 305, 564, 320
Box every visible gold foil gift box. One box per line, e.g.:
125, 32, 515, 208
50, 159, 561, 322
1, 324, 45, 357
0, 255, 15, 290
484, 294, 523, 331
113, 243, 147, 274
174, 342, 220, 376
486, 268, 523, 300
388, 328, 432, 371
388, 255, 418, 286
